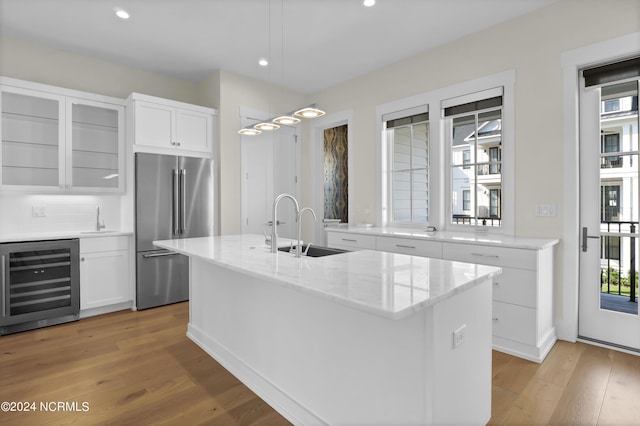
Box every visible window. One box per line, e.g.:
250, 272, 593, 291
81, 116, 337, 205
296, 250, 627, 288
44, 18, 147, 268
462, 190, 470, 211
601, 133, 621, 168
385, 109, 429, 224
446, 95, 503, 228
378, 69, 514, 234
604, 99, 620, 112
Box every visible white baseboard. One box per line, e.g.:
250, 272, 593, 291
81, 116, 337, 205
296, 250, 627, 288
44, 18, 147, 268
187, 324, 327, 426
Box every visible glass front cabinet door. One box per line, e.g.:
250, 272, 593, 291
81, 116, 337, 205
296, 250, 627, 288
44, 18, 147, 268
0, 86, 65, 189
66, 98, 124, 192
1, 85, 124, 192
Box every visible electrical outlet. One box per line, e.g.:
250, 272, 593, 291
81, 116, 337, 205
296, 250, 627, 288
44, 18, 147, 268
32, 205, 47, 217
453, 324, 466, 349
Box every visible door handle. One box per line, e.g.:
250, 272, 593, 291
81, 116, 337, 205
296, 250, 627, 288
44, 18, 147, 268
582, 227, 599, 252
172, 169, 180, 236
180, 169, 186, 235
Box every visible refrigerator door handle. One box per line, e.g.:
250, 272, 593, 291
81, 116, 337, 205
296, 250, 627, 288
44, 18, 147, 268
180, 169, 186, 234
142, 251, 182, 258
172, 169, 180, 236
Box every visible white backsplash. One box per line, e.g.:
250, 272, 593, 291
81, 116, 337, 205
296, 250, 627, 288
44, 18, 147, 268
0, 194, 122, 235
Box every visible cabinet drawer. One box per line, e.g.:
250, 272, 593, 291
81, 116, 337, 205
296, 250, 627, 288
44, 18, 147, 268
376, 236, 442, 258
327, 232, 376, 250
442, 243, 536, 270
80, 236, 128, 253
492, 301, 536, 346
493, 268, 537, 308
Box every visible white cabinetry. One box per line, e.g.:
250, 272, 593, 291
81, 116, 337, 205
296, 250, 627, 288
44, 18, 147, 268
376, 236, 442, 258
326, 231, 376, 250
327, 228, 557, 363
80, 236, 131, 316
0, 78, 125, 192
128, 93, 215, 156
442, 242, 555, 362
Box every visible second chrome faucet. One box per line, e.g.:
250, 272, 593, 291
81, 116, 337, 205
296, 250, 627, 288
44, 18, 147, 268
270, 193, 317, 257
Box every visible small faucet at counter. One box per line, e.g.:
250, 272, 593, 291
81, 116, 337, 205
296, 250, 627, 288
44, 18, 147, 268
271, 194, 300, 253
296, 207, 317, 257
96, 206, 105, 231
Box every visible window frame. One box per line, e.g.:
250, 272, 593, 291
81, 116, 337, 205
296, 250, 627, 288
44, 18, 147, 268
376, 70, 515, 234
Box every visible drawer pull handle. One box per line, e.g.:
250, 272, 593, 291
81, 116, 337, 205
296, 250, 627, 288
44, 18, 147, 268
494, 282, 500, 286
341, 239, 357, 242
493, 317, 499, 321
396, 244, 416, 249
472, 253, 499, 259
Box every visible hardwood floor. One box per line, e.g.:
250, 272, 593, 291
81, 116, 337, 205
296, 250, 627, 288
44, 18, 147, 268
1, 302, 639, 425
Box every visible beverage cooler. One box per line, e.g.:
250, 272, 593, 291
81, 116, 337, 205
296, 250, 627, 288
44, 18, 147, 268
0, 239, 80, 335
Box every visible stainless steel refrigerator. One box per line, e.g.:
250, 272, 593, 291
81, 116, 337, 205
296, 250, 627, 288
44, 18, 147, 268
135, 153, 213, 309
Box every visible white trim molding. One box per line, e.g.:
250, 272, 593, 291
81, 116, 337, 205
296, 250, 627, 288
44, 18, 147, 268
309, 109, 354, 245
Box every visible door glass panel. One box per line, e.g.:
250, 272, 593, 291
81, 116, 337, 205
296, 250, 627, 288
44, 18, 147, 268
71, 103, 119, 188
1, 92, 60, 186
599, 81, 639, 314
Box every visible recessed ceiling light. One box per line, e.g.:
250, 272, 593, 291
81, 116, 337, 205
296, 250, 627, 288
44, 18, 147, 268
258, 58, 269, 67
363, 0, 375, 7
114, 7, 130, 20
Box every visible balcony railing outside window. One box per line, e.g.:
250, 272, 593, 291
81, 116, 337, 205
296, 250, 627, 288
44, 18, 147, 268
600, 221, 638, 304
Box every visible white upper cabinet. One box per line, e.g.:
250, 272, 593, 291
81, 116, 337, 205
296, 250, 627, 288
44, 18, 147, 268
128, 93, 215, 157
1, 86, 65, 189
0, 78, 125, 193
67, 98, 124, 192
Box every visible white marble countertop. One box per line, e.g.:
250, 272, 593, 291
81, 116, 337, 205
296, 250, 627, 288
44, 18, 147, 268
154, 234, 501, 320
326, 225, 559, 250
0, 230, 132, 243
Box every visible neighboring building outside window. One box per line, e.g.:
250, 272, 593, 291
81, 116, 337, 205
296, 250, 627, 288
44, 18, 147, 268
447, 95, 503, 228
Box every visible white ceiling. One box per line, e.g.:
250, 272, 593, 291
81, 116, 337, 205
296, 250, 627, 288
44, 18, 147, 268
0, 0, 557, 94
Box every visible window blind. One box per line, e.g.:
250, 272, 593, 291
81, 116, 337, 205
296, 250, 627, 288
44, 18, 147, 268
583, 56, 640, 87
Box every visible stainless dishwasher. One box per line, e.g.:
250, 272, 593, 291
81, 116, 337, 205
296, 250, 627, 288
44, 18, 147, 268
0, 239, 80, 335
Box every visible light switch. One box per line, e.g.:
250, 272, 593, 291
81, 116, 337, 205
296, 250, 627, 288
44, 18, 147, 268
535, 204, 556, 217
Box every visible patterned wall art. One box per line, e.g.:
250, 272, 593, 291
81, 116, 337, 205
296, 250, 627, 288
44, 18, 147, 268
323, 125, 348, 222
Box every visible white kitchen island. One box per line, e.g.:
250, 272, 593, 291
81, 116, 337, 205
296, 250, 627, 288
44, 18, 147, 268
154, 234, 501, 425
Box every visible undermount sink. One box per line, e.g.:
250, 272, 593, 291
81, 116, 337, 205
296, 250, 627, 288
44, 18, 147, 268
278, 244, 349, 258
80, 230, 118, 234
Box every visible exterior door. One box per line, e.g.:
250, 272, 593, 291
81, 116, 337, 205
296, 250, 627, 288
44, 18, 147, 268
579, 72, 640, 350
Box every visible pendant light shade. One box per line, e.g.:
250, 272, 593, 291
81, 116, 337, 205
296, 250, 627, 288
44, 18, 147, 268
273, 115, 301, 125
238, 128, 262, 136
294, 106, 326, 119
254, 122, 280, 131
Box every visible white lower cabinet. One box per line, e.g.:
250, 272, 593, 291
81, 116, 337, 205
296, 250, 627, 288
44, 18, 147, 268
327, 231, 376, 250
376, 236, 442, 258
326, 229, 557, 363
80, 236, 131, 315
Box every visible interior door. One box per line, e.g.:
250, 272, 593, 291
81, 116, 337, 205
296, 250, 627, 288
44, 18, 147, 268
579, 75, 640, 351
241, 124, 299, 240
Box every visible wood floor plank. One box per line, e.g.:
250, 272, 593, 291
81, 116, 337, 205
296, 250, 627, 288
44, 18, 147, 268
3, 302, 640, 425
547, 344, 613, 425
597, 350, 640, 425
